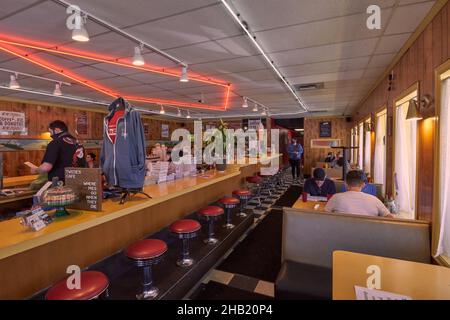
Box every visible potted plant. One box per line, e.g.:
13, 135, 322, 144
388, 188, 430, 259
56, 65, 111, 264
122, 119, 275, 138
203, 119, 229, 172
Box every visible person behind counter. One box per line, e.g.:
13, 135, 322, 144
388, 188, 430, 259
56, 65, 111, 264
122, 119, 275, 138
303, 167, 336, 197
325, 170, 393, 218
86, 152, 97, 168
30, 120, 86, 182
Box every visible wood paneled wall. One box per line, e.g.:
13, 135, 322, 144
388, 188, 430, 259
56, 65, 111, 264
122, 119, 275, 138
351, 2, 450, 221
0, 100, 193, 177
303, 117, 351, 175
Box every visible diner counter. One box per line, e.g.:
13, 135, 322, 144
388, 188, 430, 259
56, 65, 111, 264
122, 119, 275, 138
3, 175, 38, 188
0, 154, 281, 299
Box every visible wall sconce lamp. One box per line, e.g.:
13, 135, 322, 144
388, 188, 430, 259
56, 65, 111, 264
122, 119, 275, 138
364, 121, 374, 132
406, 94, 433, 121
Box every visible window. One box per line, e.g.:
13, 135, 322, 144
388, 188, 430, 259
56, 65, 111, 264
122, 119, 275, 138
352, 125, 358, 165
364, 118, 372, 177
374, 109, 387, 195
394, 89, 418, 219
434, 66, 450, 262
358, 122, 364, 170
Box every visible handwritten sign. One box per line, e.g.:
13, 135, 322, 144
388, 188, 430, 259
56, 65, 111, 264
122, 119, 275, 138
0, 111, 26, 133
65, 167, 102, 211
319, 121, 332, 137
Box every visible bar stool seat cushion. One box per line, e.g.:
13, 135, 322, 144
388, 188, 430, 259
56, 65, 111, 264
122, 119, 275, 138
246, 176, 262, 184
170, 219, 201, 234
45, 271, 108, 300
233, 189, 251, 197
126, 239, 168, 260
219, 197, 240, 205
199, 206, 224, 217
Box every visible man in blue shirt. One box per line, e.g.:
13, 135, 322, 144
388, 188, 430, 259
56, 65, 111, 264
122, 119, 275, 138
304, 168, 336, 197
287, 138, 303, 181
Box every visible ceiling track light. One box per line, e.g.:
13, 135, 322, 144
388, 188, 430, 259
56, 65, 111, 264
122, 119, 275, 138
132, 43, 145, 66
177, 108, 182, 117
186, 111, 191, 119
53, 82, 62, 96
180, 65, 189, 82
159, 104, 165, 114
220, 0, 308, 113
242, 96, 248, 108
261, 109, 267, 116
9, 73, 19, 89
72, 13, 89, 42
252, 103, 258, 112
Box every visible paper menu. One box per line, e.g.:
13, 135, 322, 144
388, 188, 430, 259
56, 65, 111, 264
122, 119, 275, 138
354, 286, 412, 300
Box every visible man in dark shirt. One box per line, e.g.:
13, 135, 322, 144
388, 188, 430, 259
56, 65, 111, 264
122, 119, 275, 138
31, 120, 85, 182
303, 167, 336, 197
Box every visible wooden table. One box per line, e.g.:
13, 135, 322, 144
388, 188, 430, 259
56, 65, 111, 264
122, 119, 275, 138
333, 251, 450, 300
0, 164, 254, 299
3, 175, 38, 188
292, 198, 327, 212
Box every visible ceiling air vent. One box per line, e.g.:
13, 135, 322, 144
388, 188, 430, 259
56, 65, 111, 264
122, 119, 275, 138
294, 82, 324, 91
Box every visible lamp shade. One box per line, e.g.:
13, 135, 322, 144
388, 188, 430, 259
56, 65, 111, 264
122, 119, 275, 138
406, 99, 422, 121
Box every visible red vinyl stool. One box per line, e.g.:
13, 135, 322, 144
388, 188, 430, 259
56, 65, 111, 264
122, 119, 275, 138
170, 219, 201, 267
198, 206, 224, 245
218, 197, 240, 229
125, 239, 168, 300
232, 189, 252, 218
45, 271, 109, 300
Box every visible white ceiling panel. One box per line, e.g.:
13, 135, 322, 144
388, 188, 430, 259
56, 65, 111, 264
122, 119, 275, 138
385, 1, 435, 35
190, 55, 267, 74
288, 70, 366, 85
366, 53, 397, 68
279, 57, 371, 77
375, 33, 412, 54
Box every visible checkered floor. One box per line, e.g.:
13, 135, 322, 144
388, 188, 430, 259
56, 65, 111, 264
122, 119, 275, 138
187, 169, 298, 299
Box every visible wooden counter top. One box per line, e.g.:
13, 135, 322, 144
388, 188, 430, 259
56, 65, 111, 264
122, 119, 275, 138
3, 175, 38, 188
292, 198, 328, 212
0, 168, 241, 260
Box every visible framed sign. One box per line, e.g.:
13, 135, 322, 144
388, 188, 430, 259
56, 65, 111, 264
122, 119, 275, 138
75, 112, 88, 135
0, 111, 26, 133
319, 121, 332, 137
311, 139, 340, 149
65, 167, 102, 211
161, 124, 169, 138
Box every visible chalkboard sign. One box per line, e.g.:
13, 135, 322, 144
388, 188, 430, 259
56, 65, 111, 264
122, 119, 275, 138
319, 121, 332, 137
65, 167, 102, 211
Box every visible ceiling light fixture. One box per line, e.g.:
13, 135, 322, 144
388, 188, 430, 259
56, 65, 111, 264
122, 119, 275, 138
53, 82, 62, 96
71, 13, 89, 42
177, 108, 182, 117
9, 73, 19, 89
242, 96, 248, 108
252, 103, 258, 112
220, 0, 308, 113
132, 43, 145, 66
186, 111, 191, 119
159, 104, 165, 114
261, 109, 267, 116
180, 65, 189, 82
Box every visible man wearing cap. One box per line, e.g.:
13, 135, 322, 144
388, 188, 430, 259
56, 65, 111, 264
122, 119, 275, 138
303, 167, 336, 197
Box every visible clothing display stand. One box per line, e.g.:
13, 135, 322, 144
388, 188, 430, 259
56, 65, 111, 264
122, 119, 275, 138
331, 146, 358, 180
118, 188, 152, 205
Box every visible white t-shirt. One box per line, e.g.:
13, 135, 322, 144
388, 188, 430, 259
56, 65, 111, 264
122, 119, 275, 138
324, 191, 390, 217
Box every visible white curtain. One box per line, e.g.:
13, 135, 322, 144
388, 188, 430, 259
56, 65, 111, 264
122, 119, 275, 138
364, 129, 371, 175
394, 101, 417, 219
374, 112, 387, 195
358, 124, 364, 169
435, 78, 450, 257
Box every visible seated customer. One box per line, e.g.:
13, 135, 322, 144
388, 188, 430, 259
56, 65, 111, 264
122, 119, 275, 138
341, 172, 377, 196
324, 152, 335, 163
303, 168, 336, 197
325, 170, 392, 217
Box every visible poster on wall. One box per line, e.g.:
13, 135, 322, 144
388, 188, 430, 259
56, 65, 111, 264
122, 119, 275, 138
248, 119, 262, 131
161, 124, 169, 138
0, 111, 26, 134
319, 121, 332, 137
75, 112, 88, 135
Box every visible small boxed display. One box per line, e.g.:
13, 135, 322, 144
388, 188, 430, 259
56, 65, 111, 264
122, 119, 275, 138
18, 205, 53, 232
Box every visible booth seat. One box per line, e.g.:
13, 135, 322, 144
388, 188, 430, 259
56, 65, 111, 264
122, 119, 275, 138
332, 180, 384, 201
275, 208, 430, 300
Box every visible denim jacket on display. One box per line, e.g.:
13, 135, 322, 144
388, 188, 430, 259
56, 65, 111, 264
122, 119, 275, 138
101, 97, 146, 189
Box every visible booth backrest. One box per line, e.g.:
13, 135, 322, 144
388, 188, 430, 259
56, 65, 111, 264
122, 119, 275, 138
332, 180, 384, 201
282, 208, 430, 269
312, 167, 342, 179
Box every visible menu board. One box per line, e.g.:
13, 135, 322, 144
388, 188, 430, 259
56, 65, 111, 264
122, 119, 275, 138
319, 121, 332, 137
65, 167, 102, 211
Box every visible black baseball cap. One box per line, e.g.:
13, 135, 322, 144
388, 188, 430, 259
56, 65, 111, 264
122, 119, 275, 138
313, 168, 326, 181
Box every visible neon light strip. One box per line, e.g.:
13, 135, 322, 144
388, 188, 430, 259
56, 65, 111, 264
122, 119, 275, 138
0, 42, 226, 111
0, 36, 229, 88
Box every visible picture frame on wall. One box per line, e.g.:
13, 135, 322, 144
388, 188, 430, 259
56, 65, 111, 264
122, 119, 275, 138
319, 121, 332, 137
161, 124, 169, 138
